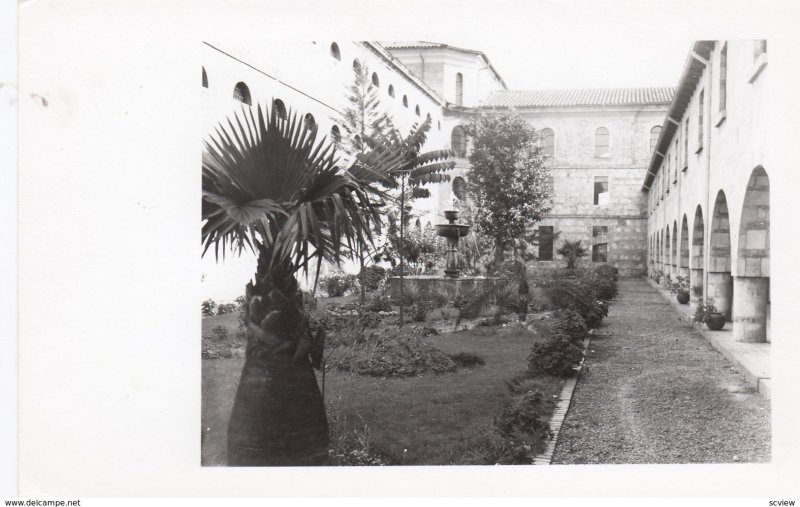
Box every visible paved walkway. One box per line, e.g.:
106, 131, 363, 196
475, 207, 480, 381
551, 279, 771, 464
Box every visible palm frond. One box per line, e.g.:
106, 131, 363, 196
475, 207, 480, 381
202, 103, 393, 273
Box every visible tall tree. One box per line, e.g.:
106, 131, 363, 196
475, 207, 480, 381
202, 104, 408, 465
338, 63, 394, 302
465, 111, 552, 284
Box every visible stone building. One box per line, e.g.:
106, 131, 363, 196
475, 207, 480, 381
480, 88, 673, 277
386, 43, 674, 277
643, 40, 770, 343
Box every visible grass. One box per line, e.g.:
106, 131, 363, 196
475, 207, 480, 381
201, 311, 565, 466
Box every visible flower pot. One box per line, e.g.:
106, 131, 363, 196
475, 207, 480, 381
676, 291, 690, 305
705, 312, 726, 331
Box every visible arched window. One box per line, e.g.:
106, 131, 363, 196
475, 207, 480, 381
272, 99, 287, 120
415, 105, 420, 116
233, 82, 251, 105
541, 128, 555, 158
426, 113, 432, 122
353, 59, 361, 73
304, 113, 316, 130
202, 67, 208, 88
354, 134, 362, 151
330, 125, 341, 145
650, 125, 662, 153
330, 42, 341, 61
452, 176, 467, 200
402, 95, 408, 108
372, 72, 380, 87
451, 126, 467, 157
455, 72, 464, 106
437, 121, 441, 131
388, 84, 395, 97
594, 127, 609, 158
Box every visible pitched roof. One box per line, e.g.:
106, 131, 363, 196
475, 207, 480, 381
481, 87, 675, 108
381, 41, 508, 90
381, 41, 483, 54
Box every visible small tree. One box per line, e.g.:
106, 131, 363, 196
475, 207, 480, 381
556, 240, 587, 269
465, 111, 552, 288
355, 119, 455, 326
338, 63, 394, 303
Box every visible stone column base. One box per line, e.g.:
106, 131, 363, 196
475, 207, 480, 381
733, 276, 769, 343
707, 271, 733, 321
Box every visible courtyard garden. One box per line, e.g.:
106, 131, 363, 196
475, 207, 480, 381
202, 262, 620, 465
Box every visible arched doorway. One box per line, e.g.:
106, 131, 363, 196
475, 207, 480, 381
710, 190, 733, 322
679, 215, 690, 281
733, 167, 770, 343
691, 206, 705, 301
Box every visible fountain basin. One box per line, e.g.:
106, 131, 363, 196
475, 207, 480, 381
435, 223, 470, 239
389, 275, 497, 303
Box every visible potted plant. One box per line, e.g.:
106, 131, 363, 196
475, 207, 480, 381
691, 285, 703, 298
671, 276, 690, 304
693, 298, 725, 330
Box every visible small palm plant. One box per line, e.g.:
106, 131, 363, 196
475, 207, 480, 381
202, 103, 411, 466
556, 239, 587, 269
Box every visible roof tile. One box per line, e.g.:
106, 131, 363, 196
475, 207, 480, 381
481, 87, 675, 108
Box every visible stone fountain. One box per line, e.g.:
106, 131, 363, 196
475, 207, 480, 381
436, 209, 471, 278
389, 208, 496, 302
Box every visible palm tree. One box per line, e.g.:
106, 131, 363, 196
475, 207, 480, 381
556, 239, 587, 269
202, 104, 408, 466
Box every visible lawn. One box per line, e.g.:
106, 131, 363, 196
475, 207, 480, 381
201, 314, 564, 466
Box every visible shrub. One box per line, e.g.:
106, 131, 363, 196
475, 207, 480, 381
668, 275, 690, 295
322, 273, 359, 297
452, 289, 482, 319
526, 335, 583, 377
448, 352, 486, 368
400, 285, 438, 322
333, 330, 457, 378
594, 264, 618, 282
216, 303, 238, 315
553, 309, 588, 343
503, 293, 530, 316
366, 292, 392, 313
212, 326, 228, 341
539, 276, 608, 328
495, 390, 554, 439
201, 299, 217, 317
410, 300, 431, 322
429, 286, 451, 309
693, 297, 720, 324
359, 265, 387, 292
586, 267, 618, 301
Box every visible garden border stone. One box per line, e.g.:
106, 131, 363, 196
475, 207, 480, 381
532, 335, 591, 465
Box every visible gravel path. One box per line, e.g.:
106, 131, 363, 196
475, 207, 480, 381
551, 279, 771, 464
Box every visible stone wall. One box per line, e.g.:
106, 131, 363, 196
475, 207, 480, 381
517, 106, 668, 277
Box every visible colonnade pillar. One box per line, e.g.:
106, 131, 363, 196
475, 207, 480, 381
732, 276, 769, 343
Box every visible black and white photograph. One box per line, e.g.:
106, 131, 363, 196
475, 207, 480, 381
6, 0, 800, 502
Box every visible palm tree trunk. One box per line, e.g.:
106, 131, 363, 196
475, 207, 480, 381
227, 255, 329, 466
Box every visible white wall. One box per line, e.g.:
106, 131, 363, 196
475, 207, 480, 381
200, 41, 453, 300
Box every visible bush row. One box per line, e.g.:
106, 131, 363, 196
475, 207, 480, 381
526, 265, 618, 379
